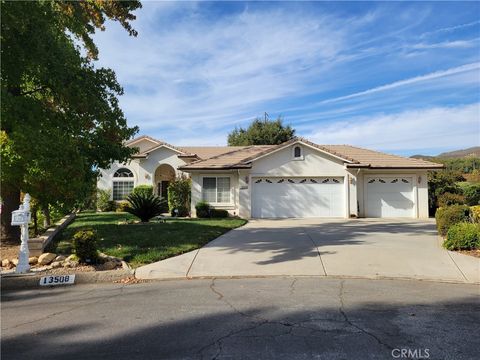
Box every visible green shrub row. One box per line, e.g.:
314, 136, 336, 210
435, 205, 470, 237
444, 223, 480, 250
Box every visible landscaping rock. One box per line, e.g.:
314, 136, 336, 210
38, 253, 57, 265
50, 261, 62, 269
29, 257, 38, 265
55, 255, 66, 262
11, 258, 19, 266
2, 259, 14, 269
101, 261, 117, 270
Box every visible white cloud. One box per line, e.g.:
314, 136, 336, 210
308, 103, 480, 152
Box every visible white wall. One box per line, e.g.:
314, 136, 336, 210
190, 171, 239, 217
251, 144, 347, 177
97, 146, 187, 199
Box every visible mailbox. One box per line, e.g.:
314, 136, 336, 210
11, 209, 30, 226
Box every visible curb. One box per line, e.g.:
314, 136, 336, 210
1, 269, 134, 291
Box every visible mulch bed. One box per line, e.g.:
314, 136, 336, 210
458, 249, 480, 258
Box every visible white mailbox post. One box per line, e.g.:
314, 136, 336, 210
11, 194, 32, 274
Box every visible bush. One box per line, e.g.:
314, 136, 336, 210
116, 201, 130, 212
210, 209, 229, 218
195, 201, 211, 218
437, 192, 465, 207
471, 205, 480, 223
435, 205, 471, 237
428, 171, 462, 216
168, 176, 191, 217
461, 183, 480, 206
132, 185, 154, 197
72, 229, 99, 264
125, 192, 167, 222
96, 189, 116, 212
444, 222, 480, 250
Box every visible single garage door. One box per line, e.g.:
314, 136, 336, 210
366, 176, 414, 218
252, 177, 344, 218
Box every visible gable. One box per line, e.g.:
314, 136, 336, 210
250, 143, 346, 176
128, 138, 160, 153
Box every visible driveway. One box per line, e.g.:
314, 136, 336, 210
135, 219, 480, 283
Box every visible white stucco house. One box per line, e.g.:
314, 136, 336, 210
98, 135, 443, 219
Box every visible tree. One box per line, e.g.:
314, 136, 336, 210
227, 116, 295, 146
1, 0, 141, 240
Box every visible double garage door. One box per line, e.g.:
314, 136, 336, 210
252, 177, 344, 218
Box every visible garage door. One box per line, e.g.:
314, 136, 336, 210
252, 177, 344, 218
366, 177, 414, 218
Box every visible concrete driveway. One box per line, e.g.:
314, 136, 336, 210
136, 219, 480, 283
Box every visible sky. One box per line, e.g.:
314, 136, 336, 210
93, 1, 480, 156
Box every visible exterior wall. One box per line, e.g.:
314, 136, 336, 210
97, 147, 187, 199
250, 144, 347, 177
356, 170, 429, 219
190, 171, 240, 217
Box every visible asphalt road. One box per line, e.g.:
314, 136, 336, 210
1, 277, 479, 360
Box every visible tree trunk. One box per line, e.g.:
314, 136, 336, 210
0, 185, 21, 243
42, 206, 51, 228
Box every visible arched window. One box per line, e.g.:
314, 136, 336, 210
113, 168, 134, 200
114, 168, 134, 178
293, 146, 302, 158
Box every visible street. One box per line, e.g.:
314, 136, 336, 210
2, 277, 479, 359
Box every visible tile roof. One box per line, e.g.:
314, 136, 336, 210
126, 135, 443, 170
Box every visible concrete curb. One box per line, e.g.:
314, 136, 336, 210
1, 269, 134, 291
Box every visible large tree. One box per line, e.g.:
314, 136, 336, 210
227, 116, 295, 146
1, 0, 141, 240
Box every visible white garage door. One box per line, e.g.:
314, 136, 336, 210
366, 177, 415, 218
252, 177, 344, 218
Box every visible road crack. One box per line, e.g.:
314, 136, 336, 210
338, 280, 393, 351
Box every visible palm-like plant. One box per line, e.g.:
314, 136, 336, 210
125, 192, 168, 222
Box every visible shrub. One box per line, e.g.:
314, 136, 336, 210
471, 205, 480, 223
195, 201, 211, 218
96, 189, 116, 212
427, 171, 461, 216
72, 229, 98, 264
132, 185, 154, 197
116, 201, 130, 212
168, 176, 191, 217
435, 205, 471, 237
125, 192, 167, 222
210, 209, 229, 218
437, 192, 465, 207
444, 222, 480, 250
461, 183, 480, 206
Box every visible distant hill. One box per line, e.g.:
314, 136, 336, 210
411, 146, 480, 160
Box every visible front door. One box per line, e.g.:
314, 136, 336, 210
158, 181, 169, 200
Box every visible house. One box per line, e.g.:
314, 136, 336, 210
97, 135, 443, 219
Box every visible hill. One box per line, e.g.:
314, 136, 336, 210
411, 146, 480, 160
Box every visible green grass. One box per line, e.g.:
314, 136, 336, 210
49, 212, 247, 267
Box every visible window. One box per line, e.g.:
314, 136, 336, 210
113, 168, 134, 200
114, 168, 134, 178
293, 146, 303, 159
202, 177, 231, 203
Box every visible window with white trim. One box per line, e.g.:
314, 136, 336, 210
113, 168, 134, 200
202, 177, 231, 203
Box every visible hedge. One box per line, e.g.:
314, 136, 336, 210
435, 205, 471, 237
444, 222, 480, 250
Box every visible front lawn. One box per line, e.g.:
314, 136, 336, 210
49, 212, 247, 267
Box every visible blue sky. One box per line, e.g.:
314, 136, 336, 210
93, 1, 480, 155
